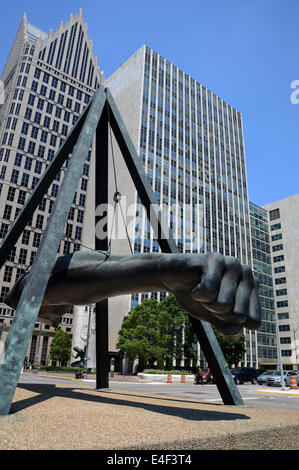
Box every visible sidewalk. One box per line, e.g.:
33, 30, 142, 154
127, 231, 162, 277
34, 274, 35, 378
1, 374, 298, 450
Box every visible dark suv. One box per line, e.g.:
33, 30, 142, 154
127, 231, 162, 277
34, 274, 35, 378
231, 367, 258, 385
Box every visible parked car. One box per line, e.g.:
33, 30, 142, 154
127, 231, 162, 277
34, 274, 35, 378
202, 368, 214, 384
267, 370, 298, 387
257, 369, 277, 385
231, 367, 258, 384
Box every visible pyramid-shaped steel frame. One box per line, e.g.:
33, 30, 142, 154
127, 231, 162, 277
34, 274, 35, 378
0, 86, 243, 415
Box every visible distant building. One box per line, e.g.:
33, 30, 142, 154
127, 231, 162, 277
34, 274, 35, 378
263, 194, 299, 370
0, 11, 104, 366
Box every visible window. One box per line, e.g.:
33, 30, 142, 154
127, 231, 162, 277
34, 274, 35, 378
281, 350, 292, 357
277, 300, 288, 308
31, 80, 38, 92
77, 209, 84, 223
28, 140, 35, 155
274, 266, 285, 274
0, 223, 8, 238
273, 255, 284, 263
75, 226, 82, 240
278, 312, 289, 320
275, 277, 286, 285
22, 229, 30, 245
7, 187, 16, 202
37, 145, 45, 158
21, 173, 29, 187
18, 190, 26, 205
3, 266, 13, 283
28, 93, 35, 106
55, 107, 62, 118
21, 122, 29, 135
18, 137, 26, 150
33, 233, 41, 248
272, 233, 282, 241
269, 208, 280, 221
50, 135, 57, 147
34, 68, 41, 79
61, 124, 68, 136
271, 223, 281, 231
25, 156, 32, 170
19, 248, 28, 265
38, 198, 47, 212
40, 85, 47, 96
51, 183, 59, 197
280, 337, 291, 344
49, 89, 56, 101
52, 77, 58, 88
34, 112, 41, 124
273, 244, 283, 252
35, 160, 43, 174
46, 102, 53, 115
40, 130, 48, 143
10, 170, 19, 184
37, 98, 44, 110
31, 126, 39, 139
36, 214, 44, 229
276, 288, 287, 296
81, 178, 87, 191
43, 116, 50, 128
0, 287, 10, 303
3, 204, 12, 220
279, 324, 290, 332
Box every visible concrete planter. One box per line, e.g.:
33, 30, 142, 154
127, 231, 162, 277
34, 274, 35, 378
137, 373, 195, 383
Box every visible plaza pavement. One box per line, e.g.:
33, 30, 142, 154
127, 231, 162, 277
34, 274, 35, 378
0, 372, 299, 450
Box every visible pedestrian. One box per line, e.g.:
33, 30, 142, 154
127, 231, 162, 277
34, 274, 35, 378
195, 366, 203, 384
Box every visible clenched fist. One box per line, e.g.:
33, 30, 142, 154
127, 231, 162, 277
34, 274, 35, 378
5, 250, 261, 340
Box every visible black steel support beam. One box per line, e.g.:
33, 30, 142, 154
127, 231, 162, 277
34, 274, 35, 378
95, 103, 109, 389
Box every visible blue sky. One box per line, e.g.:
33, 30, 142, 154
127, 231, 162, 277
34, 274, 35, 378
0, 0, 298, 207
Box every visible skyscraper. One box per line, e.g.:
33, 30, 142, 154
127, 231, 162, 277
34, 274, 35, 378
0, 11, 104, 365
105, 45, 258, 367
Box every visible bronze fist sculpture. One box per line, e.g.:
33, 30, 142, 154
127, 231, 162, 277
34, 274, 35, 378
5, 251, 261, 340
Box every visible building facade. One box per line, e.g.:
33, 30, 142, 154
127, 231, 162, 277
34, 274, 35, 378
263, 194, 299, 370
0, 11, 103, 366
249, 202, 278, 367
105, 45, 259, 367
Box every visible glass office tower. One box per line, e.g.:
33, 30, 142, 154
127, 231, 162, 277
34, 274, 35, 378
107, 45, 258, 366
249, 202, 277, 366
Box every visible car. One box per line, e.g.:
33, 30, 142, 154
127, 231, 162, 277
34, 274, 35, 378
202, 368, 214, 384
257, 369, 277, 385
266, 370, 298, 387
231, 367, 258, 384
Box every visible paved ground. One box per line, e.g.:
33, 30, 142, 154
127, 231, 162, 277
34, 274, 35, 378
0, 372, 299, 451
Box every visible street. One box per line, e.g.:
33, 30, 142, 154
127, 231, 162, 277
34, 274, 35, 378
17, 373, 299, 411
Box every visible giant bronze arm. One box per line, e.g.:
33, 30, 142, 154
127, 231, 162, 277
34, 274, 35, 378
5, 250, 261, 340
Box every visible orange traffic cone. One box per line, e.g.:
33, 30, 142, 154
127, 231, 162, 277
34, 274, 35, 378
167, 373, 172, 384
290, 376, 297, 389
181, 373, 185, 383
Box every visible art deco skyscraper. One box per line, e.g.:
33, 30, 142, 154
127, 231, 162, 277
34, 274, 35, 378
105, 46, 258, 366
0, 11, 103, 365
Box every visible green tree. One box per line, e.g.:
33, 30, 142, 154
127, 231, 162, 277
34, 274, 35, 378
49, 329, 72, 366
116, 295, 197, 370
213, 327, 246, 367
116, 298, 167, 368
